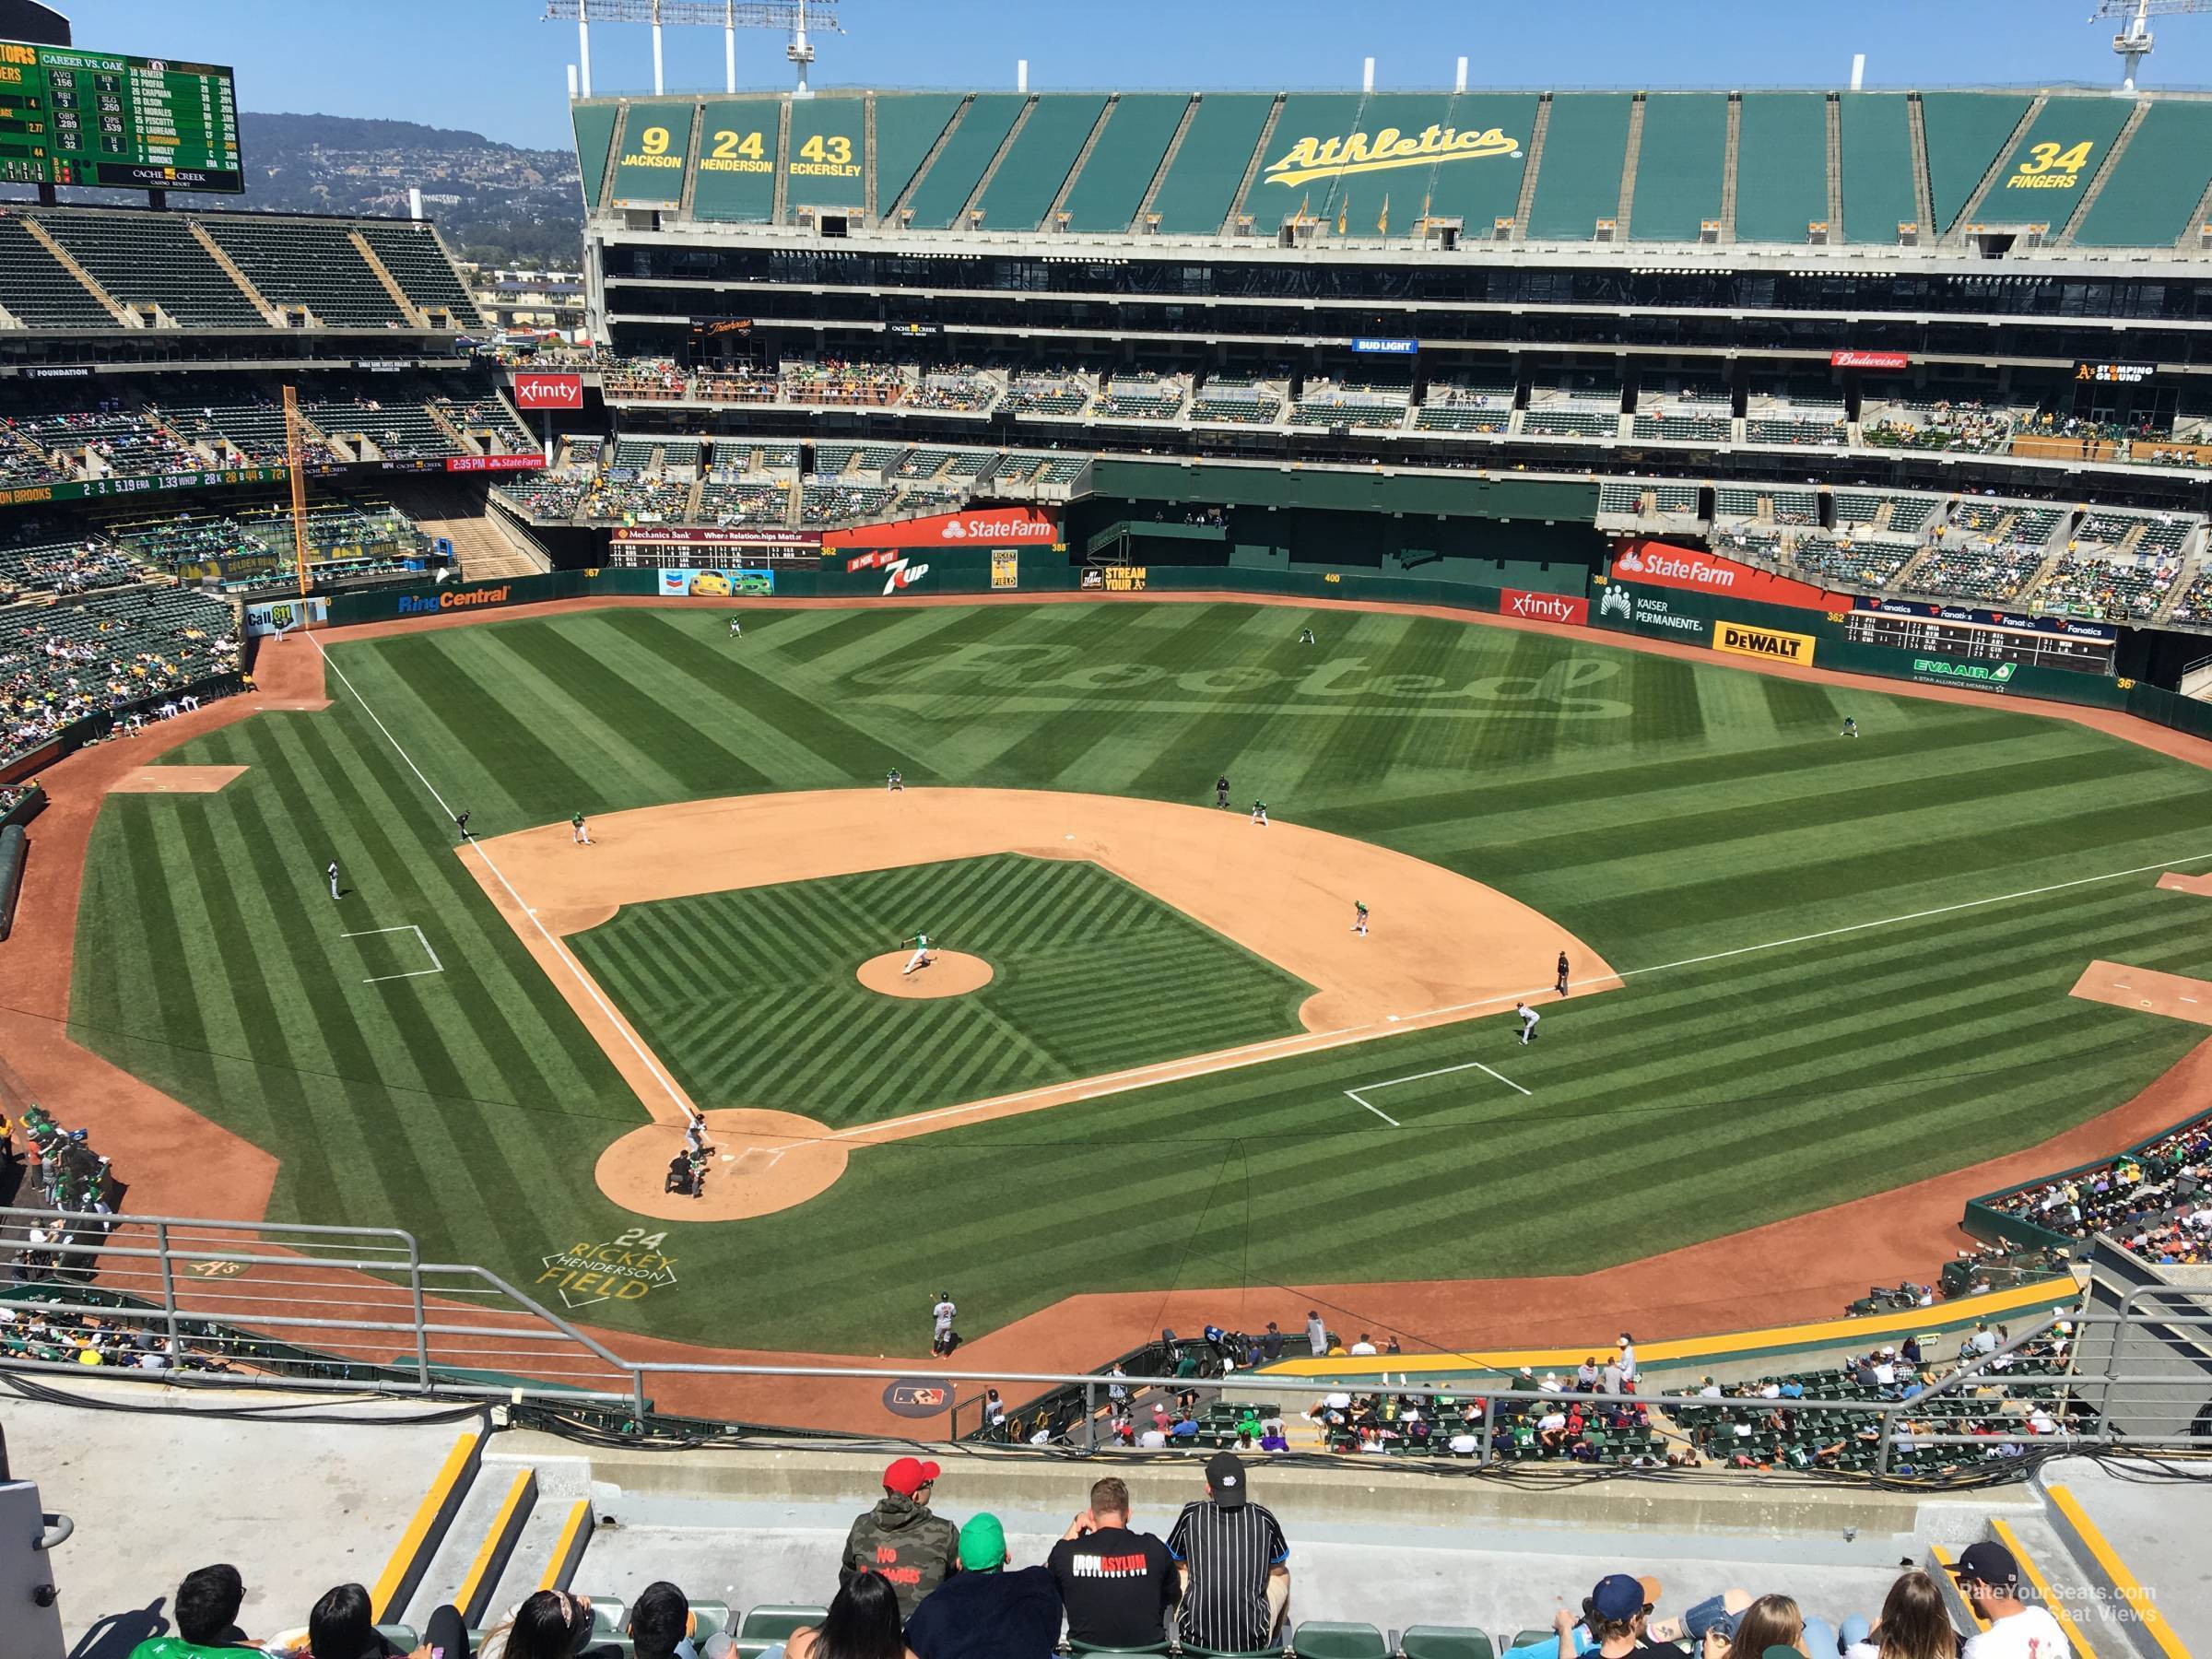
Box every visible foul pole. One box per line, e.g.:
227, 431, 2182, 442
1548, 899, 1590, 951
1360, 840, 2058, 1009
282, 384, 312, 601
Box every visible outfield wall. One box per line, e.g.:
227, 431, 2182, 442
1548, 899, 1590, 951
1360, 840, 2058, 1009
307, 551, 2212, 753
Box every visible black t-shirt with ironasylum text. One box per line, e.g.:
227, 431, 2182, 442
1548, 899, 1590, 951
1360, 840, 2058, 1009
1047, 1525, 1178, 1648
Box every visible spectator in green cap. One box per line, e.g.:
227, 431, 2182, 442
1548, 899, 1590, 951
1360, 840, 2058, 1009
902, 1514, 1063, 1659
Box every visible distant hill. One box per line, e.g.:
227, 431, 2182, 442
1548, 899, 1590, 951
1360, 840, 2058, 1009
0, 110, 584, 270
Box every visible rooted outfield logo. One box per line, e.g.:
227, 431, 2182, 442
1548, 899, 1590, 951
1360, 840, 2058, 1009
1263, 123, 1521, 188
1714, 620, 1816, 665
1913, 656, 2017, 688
849, 641, 1630, 716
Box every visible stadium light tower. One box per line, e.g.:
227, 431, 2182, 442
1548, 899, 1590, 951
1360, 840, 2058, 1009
544, 0, 843, 97
2095, 0, 2212, 91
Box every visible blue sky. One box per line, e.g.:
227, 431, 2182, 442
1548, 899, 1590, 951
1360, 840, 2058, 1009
52, 0, 2212, 149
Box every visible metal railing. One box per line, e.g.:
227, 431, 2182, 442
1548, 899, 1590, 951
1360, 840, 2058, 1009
5, 1206, 2210, 1477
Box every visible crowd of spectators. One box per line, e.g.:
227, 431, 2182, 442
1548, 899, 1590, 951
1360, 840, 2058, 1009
1864, 400, 2018, 455
783, 358, 907, 407
1983, 1112, 2211, 1265
0, 531, 149, 598
907, 368, 995, 412
0, 585, 241, 764
2030, 553, 2182, 620
117, 1475, 2078, 1659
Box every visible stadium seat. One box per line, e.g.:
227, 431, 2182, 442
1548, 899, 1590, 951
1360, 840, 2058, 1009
374, 1628, 418, 1652
1065, 1643, 1171, 1655
588, 1599, 628, 1635
739, 1606, 828, 1641
1399, 1630, 1499, 1659
1290, 1622, 1389, 1659
688, 1603, 733, 1641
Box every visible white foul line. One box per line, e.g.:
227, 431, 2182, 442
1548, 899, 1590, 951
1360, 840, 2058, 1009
342, 923, 444, 984
309, 633, 699, 1122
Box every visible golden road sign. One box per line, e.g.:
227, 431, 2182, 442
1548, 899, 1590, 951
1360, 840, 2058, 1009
1264, 124, 1522, 188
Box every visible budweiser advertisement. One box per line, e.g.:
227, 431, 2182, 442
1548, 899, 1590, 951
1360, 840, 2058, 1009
821, 506, 1059, 550
1498, 588, 1589, 626
1610, 541, 1849, 613
512, 371, 584, 410
1829, 349, 1910, 371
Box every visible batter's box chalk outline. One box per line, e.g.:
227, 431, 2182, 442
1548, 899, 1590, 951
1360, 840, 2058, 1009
1343, 1057, 1531, 1126
340, 923, 445, 984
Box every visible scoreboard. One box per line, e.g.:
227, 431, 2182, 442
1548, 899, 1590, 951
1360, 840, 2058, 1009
0, 39, 241, 193
1841, 599, 2117, 674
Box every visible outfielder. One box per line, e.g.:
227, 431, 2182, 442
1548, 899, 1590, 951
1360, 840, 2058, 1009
1298, 628, 1316, 645
571, 811, 592, 845
326, 860, 340, 900
1840, 716, 1858, 738
887, 769, 905, 793
1516, 1001, 1541, 1045
728, 618, 744, 639
900, 932, 935, 975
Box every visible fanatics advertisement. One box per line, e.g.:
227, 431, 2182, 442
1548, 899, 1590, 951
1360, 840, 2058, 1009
1849, 594, 2119, 641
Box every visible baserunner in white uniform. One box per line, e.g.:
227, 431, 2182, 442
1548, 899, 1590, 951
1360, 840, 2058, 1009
1516, 1001, 1541, 1045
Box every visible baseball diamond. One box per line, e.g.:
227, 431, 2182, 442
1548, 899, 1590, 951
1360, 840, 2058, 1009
58, 598, 2212, 1354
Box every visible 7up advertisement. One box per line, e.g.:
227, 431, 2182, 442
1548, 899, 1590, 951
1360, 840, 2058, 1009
1912, 657, 2018, 692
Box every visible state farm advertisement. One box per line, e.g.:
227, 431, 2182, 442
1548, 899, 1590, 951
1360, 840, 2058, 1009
444, 453, 545, 473
1609, 541, 1847, 614
1499, 588, 1589, 626
821, 507, 1059, 550
512, 371, 585, 410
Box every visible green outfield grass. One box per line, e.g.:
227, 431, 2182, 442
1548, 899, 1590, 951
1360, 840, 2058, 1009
570, 854, 1312, 1122
65, 601, 2212, 1352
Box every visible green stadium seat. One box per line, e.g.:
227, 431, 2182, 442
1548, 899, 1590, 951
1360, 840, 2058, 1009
588, 1600, 628, 1636
1290, 1622, 1389, 1659
1399, 1628, 1499, 1659
1066, 1642, 1171, 1656
688, 1603, 733, 1641
1511, 1630, 1553, 1651
374, 1629, 418, 1652
740, 1606, 828, 1641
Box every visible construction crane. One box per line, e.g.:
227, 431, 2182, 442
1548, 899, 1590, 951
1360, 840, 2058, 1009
545, 0, 843, 98
2094, 0, 2212, 91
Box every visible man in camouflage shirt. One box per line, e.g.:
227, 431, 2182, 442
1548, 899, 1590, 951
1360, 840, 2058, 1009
840, 1456, 961, 1619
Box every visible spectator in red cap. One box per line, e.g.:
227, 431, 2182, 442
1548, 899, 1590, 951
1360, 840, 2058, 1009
838, 1457, 960, 1621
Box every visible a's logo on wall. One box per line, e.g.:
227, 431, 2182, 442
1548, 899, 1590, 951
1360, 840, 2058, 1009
1264, 124, 1521, 188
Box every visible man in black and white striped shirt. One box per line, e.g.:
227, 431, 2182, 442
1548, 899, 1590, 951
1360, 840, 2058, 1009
1165, 1452, 1290, 1653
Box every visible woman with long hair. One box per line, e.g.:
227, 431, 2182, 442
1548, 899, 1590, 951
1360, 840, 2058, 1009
1731, 1595, 1807, 1659
474, 1590, 596, 1659
1872, 1571, 1958, 1659
787, 1572, 916, 1659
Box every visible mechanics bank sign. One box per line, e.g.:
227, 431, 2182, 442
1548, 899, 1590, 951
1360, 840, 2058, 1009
1264, 122, 1522, 187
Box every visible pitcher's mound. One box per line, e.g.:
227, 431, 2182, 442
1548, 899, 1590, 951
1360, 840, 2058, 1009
857, 949, 994, 999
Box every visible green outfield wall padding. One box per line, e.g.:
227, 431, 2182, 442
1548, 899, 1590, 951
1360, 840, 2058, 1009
975, 95, 1108, 230
690, 99, 781, 223
1918, 91, 2033, 231
1982, 96, 2133, 227
872, 93, 966, 215
1147, 94, 1275, 235
905, 94, 1028, 229
786, 95, 867, 210
608, 100, 693, 206
1526, 93, 1633, 240
572, 103, 620, 213
1735, 94, 1829, 244
1837, 93, 1918, 242
1059, 95, 1189, 232
1629, 93, 1728, 241
2073, 100, 2212, 247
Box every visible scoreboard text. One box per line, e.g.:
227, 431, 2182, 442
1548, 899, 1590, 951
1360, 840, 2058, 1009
0, 39, 241, 193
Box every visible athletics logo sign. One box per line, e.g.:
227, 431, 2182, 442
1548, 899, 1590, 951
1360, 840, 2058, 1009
1264, 123, 1522, 189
